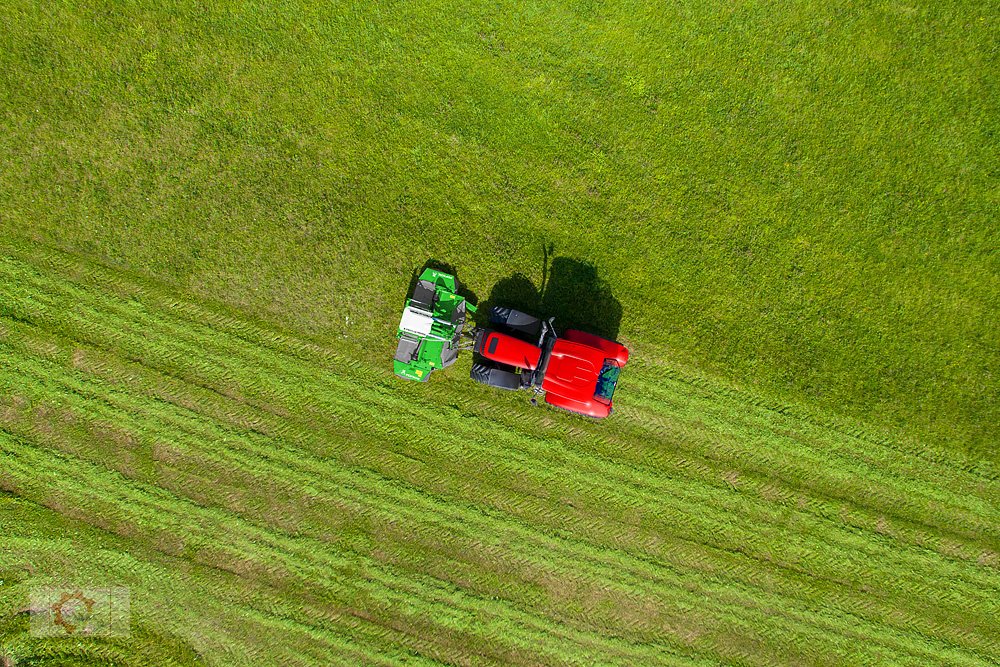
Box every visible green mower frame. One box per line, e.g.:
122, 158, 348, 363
393, 268, 477, 381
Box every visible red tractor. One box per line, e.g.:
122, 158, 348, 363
470, 307, 629, 418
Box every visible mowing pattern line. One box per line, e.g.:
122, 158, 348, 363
1, 244, 998, 666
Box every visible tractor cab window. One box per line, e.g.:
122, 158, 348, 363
594, 360, 621, 403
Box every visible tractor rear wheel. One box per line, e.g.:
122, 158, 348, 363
488, 307, 542, 341
471, 362, 523, 390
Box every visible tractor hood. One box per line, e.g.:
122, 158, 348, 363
540, 339, 607, 404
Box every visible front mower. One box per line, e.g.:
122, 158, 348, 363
393, 268, 477, 381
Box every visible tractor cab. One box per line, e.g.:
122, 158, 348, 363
470, 307, 628, 418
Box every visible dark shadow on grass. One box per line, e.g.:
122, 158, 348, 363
542, 256, 622, 341
479, 273, 541, 320
479, 248, 622, 341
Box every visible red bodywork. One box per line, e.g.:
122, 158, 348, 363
478, 330, 542, 370
561, 329, 629, 366
478, 328, 628, 418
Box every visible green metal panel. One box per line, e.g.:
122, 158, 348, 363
394, 268, 475, 381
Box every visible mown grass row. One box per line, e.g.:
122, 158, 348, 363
6, 243, 995, 659
1, 493, 444, 667
7, 243, 991, 540
3, 268, 996, 632
3, 249, 996, 600
1, 334, 812, 665
1, 249, 1000, 664
13, 241, 993, 588
3, 366, 992, 667
618, 387, 1000, 551
1, 431, 709, 666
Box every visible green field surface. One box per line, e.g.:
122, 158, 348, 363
1, 0, 998, 665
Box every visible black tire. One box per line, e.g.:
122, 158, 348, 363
470, 361, 492, 384
488, 307, 542, 341
470, 362, 523, 390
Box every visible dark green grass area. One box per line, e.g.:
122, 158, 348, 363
1, 0, 997, 459
0, 0, 998, 665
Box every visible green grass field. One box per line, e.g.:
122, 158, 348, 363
1, 0, 998, 665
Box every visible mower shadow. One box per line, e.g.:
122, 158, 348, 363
403, 259, 479, 310
479, 257, 622, 342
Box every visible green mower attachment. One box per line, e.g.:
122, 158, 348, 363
394, 268, 477, 381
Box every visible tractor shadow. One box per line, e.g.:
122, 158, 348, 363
403, 259, 479, 309
479, 256, 622, 342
